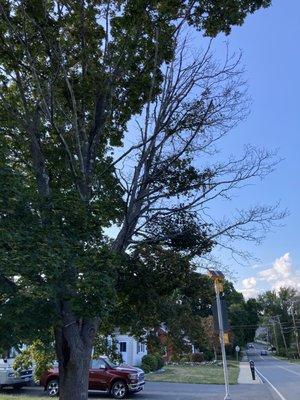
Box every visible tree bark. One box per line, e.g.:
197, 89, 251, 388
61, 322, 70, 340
58, 352, 91, 400
54, 302, 98, 400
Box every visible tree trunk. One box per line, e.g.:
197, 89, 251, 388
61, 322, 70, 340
54, 302, 98, 400
59, 351, 91, 400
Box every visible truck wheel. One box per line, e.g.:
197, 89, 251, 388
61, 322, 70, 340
46, 379, 59, 397
111, 380, 128, 399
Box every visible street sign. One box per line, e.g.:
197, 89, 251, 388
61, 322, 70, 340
235, 345, 240, 352
212, 299, 230, 333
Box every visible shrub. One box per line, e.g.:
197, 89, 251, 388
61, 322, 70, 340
13, 340, 55, 382
155, 355, 165, 369
141, 362, 152, 373
203, 349, 214, 361
141, 354, 158, 371
170, 353, 181, 362
189, 352, 204, 363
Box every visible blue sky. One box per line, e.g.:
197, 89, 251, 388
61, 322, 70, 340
210, 1, 300, 296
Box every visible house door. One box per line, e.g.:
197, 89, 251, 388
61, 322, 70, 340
119, 341, 129, 364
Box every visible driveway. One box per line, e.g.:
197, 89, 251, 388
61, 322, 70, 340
1, 381, 276, 400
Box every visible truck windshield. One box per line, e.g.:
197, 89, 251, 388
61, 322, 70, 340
104, 359, 117, 369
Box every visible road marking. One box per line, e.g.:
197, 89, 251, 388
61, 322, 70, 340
255, 368, 287, 400
277, 365, 300, 377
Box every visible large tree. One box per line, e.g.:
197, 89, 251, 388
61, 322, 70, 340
0, 1, 277, 399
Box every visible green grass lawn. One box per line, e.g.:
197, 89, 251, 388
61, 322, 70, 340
146, 361, 239, 385
289, 358, 300, 364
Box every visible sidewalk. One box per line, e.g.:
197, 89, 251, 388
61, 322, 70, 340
238, 361, 261, 384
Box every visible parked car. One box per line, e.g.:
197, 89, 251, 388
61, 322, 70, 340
261, 350, 268, 356
0, 359, 33, 390
40, 356, 145, 399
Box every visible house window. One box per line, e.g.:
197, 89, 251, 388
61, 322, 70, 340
119, 342, 127, 352
137, 342, 145, 353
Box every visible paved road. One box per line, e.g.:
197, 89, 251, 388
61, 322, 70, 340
247, 342, 300, 400
0, 380, 275, 400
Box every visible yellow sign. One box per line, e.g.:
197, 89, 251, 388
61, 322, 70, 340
224, 333, 230, 344
216, 280, 224, 292
207, 270, 225, 291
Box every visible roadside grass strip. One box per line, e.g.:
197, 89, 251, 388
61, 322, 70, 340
146, 362, 239, 385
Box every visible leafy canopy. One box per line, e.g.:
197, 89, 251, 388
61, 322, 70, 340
0, 0, 272, 351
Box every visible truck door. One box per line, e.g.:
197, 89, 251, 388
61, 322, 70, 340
89, 359, 108, 390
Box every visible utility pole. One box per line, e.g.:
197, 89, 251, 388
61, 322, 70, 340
290, 302, 300, 358
208, 269, 231, 400
276, 315, 288, 357
271, 319, 279, 351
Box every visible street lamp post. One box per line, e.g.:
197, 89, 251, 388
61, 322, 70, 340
208, 270, 232, 400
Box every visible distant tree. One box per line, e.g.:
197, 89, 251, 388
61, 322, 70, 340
201, 315, 219, 360
257, 287, 298, 353
244, 298, 260, 343
223, 282, 259, 348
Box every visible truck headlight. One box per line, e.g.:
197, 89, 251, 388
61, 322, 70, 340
129, 373, 138, 381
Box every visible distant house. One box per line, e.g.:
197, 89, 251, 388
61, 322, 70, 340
111, 330, 147, 366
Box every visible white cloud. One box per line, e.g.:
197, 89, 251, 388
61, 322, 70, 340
258, 253, 300, 292
241, 276, 258, 299
242, 276, 257, 289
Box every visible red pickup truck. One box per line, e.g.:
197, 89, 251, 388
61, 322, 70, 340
40, 357, 145, 399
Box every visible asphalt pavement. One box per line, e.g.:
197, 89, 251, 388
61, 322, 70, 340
0, 380, 276, 400
246, 342, 300, 400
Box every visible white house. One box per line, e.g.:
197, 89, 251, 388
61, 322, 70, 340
111, 331, 147, 366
